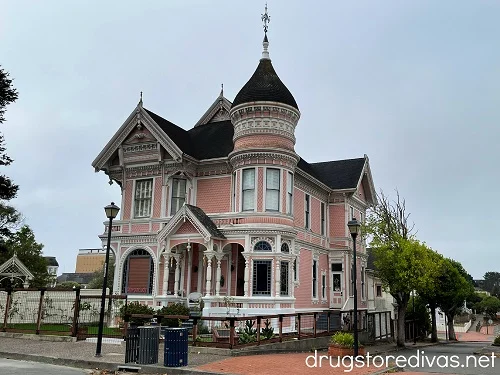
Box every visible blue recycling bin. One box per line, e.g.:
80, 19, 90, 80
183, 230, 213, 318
163, 327, 188, 367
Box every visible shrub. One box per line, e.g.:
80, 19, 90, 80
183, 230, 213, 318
330, 331, 357, 348
239, 320, 257, 344
494, 335, 500, 346
197, 320, 210, 335
158, 303, 190, 327
120, 301, 155, 326
261, 319, 274, 340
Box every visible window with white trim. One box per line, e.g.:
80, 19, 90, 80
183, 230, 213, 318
280, 261, 289, 296
305, 194, 310, 229
376, 285, 382, 297
293, 258, 298, 282
281, 242, 290, 253
242, 169, 255, 211
232, 171, 237, 211
265, 168, 280, 211
287, 172, 293, 214
312, 259, 318, 299
252, 260, 272, 295
321, 272, 326, 300
360, 212, 364, 223
134, 179, 153, 218
361, 266, 366, 300
321, 202, 326, 236
170, 178, 186, 215
253, 241, 272, 252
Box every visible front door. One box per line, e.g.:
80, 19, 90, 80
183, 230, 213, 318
330, 263, 343, 309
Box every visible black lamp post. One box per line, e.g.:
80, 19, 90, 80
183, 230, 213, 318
347, 217, 361, 357
95, 202, 120, 357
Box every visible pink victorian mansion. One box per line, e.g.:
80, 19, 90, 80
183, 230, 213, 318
92, 14, 376, 318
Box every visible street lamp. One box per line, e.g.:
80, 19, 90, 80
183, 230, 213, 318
95, 202, 120, 357
347, 217, 361, 357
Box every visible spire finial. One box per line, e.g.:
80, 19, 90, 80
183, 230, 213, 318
139, 91, 143, 106
261, 3, 271, 60
220, 83, 224, 97
261, 3, 270, 35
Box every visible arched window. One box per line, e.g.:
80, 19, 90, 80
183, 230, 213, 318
281, 242, 290, 253
253, 241, 272, 252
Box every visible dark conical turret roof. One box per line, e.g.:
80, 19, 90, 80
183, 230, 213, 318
232, 58, 298, 110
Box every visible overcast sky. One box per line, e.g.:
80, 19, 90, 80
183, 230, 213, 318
1, 1, 498, 279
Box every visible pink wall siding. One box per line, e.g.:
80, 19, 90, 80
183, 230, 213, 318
311, 197, 321, 234
234, 134, 294, 151
175, 221, 198, 235
357, 181, 366, 202
329, 204, 345, 238
196, 176, 231, 213
294, 189, 305, 227
153, 177, 162, 218
295, 248, 311, 308
123, 180, 133, 220
257, 167, 264, 211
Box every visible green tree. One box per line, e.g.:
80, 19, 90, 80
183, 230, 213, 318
478, 296, 500, 320
365, 191, 441, 347
435, 259, 475, 341
57, 281, 81, 289
87, 258, 114, 292
0, 226, 50, 288
483, 272, 500, 297
0, 66, 19, 202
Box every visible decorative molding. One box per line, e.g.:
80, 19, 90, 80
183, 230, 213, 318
229, 103, 300, 126
229, 150, 299, 169
126, 164, 162, 178
295, 174, 329, 201
123, 143, 158, 154
250, 236, 275, 251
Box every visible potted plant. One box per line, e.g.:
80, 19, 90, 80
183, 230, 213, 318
328, 331, 365, 357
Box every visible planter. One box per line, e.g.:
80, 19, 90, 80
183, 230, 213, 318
328, 344, 365, 357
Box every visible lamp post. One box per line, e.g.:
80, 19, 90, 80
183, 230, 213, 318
413, 290, 416, 345
347, 218, 361, 357
95, 202, 120, 357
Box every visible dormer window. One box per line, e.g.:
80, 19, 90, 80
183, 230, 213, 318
134, 179, 153, 218
170, 178, 186, 215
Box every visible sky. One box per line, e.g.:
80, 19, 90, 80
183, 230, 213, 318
0, 1, 498, 279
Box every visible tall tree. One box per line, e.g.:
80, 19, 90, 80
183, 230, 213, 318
483, 272, 500, 297
435, 259, 475, 341
365, 191, 441, 347
0, 66, 19, 201
87, 258, 115, 292
0, 226, 50, 288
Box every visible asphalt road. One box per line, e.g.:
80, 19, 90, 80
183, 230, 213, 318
0, 358, 89, 375
385, 342, 499, 374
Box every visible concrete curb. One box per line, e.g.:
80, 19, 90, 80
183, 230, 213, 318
0, 351, 229, 375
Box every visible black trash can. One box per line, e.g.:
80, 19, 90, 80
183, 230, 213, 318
136, 326, 160, 364
163, 327, 188, 367
125, 327, 139, 363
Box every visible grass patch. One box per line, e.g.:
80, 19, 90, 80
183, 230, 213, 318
6, 323, 72, 332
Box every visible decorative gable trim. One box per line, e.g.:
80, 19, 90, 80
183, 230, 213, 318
158, 205, 224, 245
194, 95, 232, 127
354, 155, 377, 206
0, 253, 35, 284
92, 105, 183, 172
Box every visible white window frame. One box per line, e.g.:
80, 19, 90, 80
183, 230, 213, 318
312, 258, 318, 299
134, 178, 153, 218
321, 271, 327, 301
241, 168, 255, 211
305, 194, 310, 229
376, 284, 383, 298
280, 261, 289, 296
170, 178, 186, 215
321, 202, 326, 236
286, 171, 293, 215
232, 171, 237, 211
349, 205, 354, 220
265, 168, 280, 211
252, 259, 272, 296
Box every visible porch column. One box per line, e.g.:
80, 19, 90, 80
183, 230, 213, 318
275, 257, 281, 298
186, 247, 192, 297
173, 255, 181, 296
243, 255, 250, 297
197, 252, 203, 293
291, 256, 296, 298
215, 255, 223, 297
162, 253, 170, 296
205, 253, 214, 297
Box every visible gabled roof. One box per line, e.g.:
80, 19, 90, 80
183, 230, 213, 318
297, 157, 366, 190
194, 93, 232, 127
158, 204, 225, 245
44, 256, 59, 267
0, 253, 34, 280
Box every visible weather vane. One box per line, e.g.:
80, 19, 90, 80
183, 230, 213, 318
261, 3, 270, 34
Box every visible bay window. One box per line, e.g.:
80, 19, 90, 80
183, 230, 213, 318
242, 168, 255, 211
265, 168, 280, 211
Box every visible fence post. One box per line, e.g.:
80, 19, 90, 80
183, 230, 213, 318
327, 311, 331, 334
123, 314, 130, 339
256, 316, 261, 345
297, 314, 301, 340
36, 288, 46, 335
385, 312, 389, 340
229, 318, 235, 349
313, 312, 317, 337
192, 317, 198, 346
3, 288, 12, 331
72, 287, 81, 337
279, 315, 283, 342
